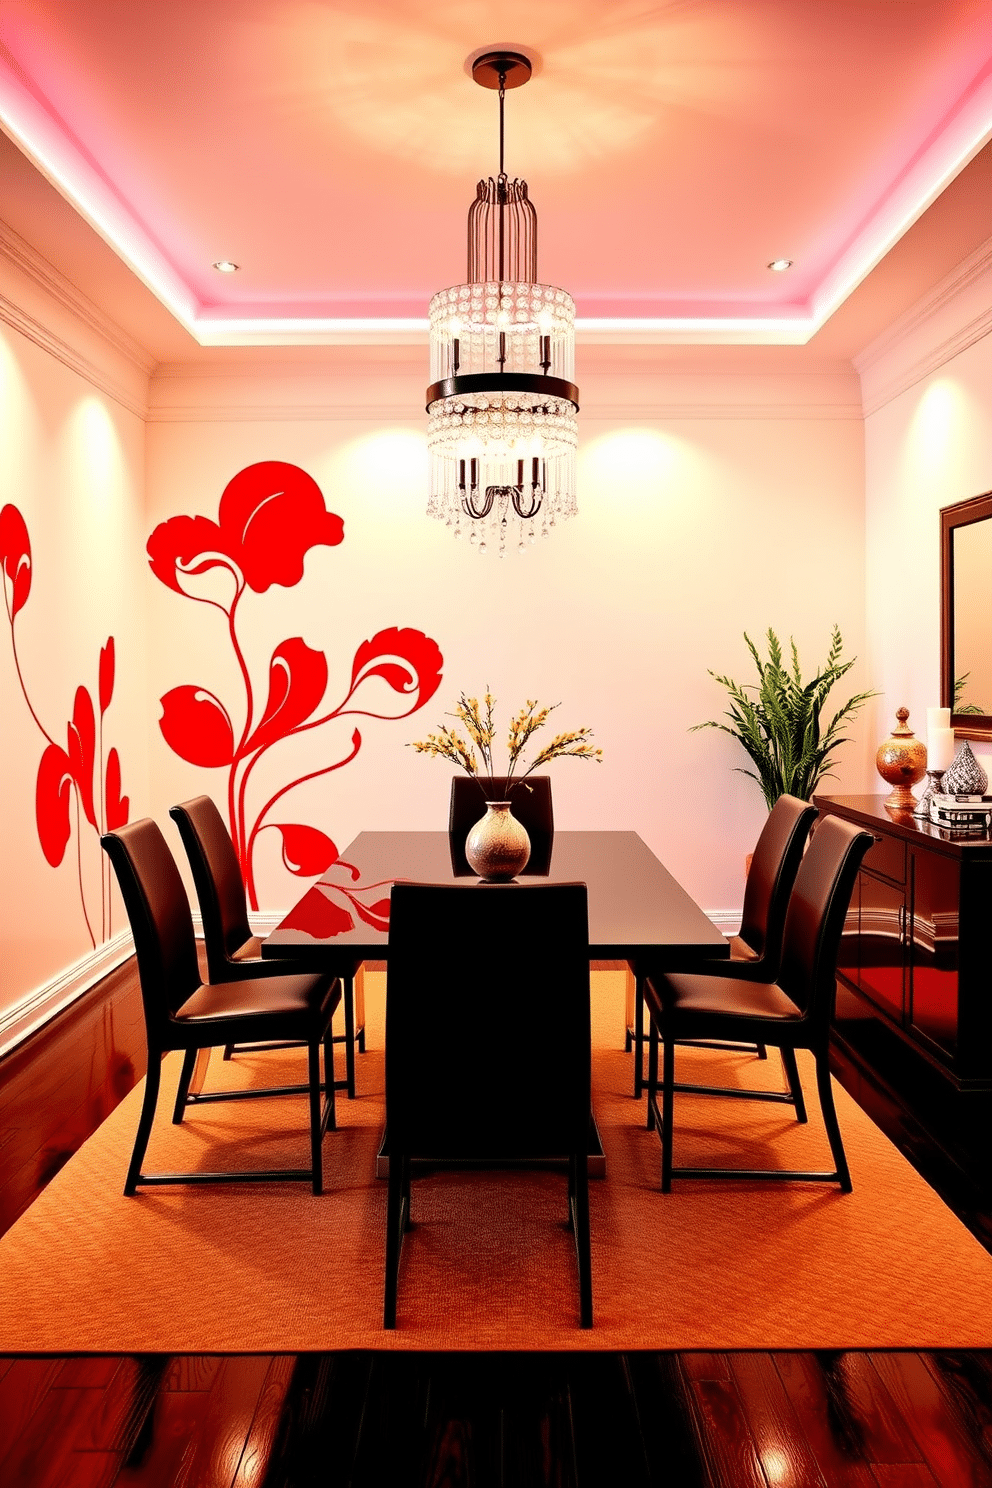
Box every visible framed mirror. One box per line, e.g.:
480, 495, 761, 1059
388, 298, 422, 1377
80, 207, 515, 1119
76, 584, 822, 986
941, 492, 992, 743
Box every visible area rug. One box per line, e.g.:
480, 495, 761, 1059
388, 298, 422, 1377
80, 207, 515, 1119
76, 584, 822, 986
1, 971, 990, 1352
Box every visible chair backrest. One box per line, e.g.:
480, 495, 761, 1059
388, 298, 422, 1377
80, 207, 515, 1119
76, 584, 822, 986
102, 819, 202, 1043
777, 815, 874, 1026
738, 794, 817, 971
386, 881, 590, 1159
170, 796, 252, 980
448, 775, 554, 875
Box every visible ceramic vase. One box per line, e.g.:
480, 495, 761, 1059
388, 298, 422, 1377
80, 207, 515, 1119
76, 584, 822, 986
941, 740, 989, 795
465, 802, 531, 881
875, 706, 927, 810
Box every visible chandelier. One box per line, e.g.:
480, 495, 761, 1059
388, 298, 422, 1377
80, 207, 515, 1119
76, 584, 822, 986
426, 51, 579, 556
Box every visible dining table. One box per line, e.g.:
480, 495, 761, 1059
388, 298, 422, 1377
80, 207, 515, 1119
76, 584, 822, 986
262, 830, 729, 1171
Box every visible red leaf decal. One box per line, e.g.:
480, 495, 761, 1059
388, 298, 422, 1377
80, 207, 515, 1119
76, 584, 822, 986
0, 503, 32, 619
347, 628, 443, 715
99, 637, 115, 715
273, 823, 340, 877
281, 886, 354, 938
159, 686, 235, 766
67, 686, 97, 828
105, 747, 129, 830
36, 744, 73, 866
147, 515, 240, 598
351, 895, 391, 932
217, 462, 344, 593
244, 638, 328, 753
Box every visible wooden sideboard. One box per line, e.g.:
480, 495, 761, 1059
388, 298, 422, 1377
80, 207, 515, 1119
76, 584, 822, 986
816, 794, 992, 1184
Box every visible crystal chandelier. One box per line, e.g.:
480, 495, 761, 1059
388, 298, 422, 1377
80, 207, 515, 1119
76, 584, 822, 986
426, 51, 579, 556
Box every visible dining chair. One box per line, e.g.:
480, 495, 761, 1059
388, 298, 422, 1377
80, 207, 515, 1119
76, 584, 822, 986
644, 814, 873, 1192
383, 880, 593, 1329
102, 818, 340, 1195
448, 775, 554, 875
630, 793, 817, 1099
170, 796, 364, 1098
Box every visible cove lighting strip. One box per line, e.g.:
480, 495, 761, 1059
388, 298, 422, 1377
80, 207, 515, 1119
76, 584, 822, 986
3, 59, 992, 348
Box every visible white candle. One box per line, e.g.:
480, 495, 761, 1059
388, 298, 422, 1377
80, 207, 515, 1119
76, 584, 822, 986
927, 706, 951, 733
929, 727, 956, 772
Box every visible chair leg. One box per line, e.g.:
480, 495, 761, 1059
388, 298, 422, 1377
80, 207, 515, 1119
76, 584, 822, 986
308, 1040, 323, 1196
384, 1153, 407, 1328
633, 973, 645, 1098
323, 1026, 337, 1132
815, 1049, 852, 1193
571, 1153, 593, 1329
222, 1043, 235, 1061
172, 1048, 198, 1124
343, 972, 356, 1099
661, 1027, 675, 1194
646, 1016, 659, 1131
125, 1052, 162, 1196
780, 1046, 808, 1123
756, 1042, 768, 1060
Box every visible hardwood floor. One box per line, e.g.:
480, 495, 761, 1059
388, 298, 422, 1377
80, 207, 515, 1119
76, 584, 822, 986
2, 957, 992, 1486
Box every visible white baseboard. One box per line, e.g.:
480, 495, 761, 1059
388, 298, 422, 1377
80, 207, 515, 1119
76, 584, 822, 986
0, 906, 741, 1060
0, 929, 135, 1058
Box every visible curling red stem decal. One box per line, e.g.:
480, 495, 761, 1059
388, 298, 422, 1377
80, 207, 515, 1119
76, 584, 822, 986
1, 504, 130, 949
148, 461, 443, 909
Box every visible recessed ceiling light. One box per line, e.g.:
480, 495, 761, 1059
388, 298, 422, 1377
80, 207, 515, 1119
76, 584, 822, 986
767, 258, 793, 272
213, 260, 239, 273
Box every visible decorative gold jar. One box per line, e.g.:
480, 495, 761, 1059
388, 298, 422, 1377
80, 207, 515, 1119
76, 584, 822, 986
875, 707, 927, 810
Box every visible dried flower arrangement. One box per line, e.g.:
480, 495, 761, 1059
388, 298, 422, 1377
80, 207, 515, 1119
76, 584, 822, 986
410, 690, 602, 799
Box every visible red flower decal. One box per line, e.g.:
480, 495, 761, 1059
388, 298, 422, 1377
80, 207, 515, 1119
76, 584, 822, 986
99, 638, 115, 716
146, 462, 344, 602
0, 503, 32, 619
146, 515, 239, 598
281, 886, 355, 939
245, 639, 328, 754
346, 628, 444, 716
349, 895, 391, 933
273, 823, 340, 877
159, 686, 235, 767
105, 748, 130, 830
67, 686, 97, 828
36, 744, 73, 867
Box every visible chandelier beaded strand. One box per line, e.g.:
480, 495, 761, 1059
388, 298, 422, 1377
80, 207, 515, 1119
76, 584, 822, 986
426, 50, 579, 556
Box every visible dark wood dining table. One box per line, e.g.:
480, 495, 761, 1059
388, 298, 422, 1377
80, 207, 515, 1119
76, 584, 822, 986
263, 830, 729, 1133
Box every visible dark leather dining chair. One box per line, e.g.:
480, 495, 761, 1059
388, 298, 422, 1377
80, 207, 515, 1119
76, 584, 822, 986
448, 775, 554, 875
170, 796, 364, 1098
102, 819, 340, 1195
383, 880, 592, 1329
630, 793, 816, 1098
644, 814, 873, 1192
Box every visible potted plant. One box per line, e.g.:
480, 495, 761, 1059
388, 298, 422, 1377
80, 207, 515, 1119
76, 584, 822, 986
693, 626, 875, 809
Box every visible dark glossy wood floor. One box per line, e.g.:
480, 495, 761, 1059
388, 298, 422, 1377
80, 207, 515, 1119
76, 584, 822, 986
2, 960, 992, 1486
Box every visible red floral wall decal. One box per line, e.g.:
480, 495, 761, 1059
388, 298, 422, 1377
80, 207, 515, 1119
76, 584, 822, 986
1, 504, 130, 948
148, 461, 443, 915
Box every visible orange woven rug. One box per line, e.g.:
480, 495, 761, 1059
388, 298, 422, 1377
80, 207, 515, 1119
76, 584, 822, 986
1, 971, 990, 1353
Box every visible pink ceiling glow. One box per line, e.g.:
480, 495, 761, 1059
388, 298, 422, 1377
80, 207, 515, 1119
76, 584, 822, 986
0, 0, 990, 345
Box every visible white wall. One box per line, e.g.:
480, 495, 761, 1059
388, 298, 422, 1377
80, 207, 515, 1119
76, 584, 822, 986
0, 231, 151, 1017
861, 237, 992, 780
145, 351, 871, 919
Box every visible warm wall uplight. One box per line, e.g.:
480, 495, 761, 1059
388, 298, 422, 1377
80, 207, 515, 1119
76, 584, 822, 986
212, 260, 239, 273
767, 259, 793, 272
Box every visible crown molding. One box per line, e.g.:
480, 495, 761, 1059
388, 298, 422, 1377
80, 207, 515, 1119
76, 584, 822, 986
0, 286, 149, 418
0, 218, 155, 375
856, 233, 992, 417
